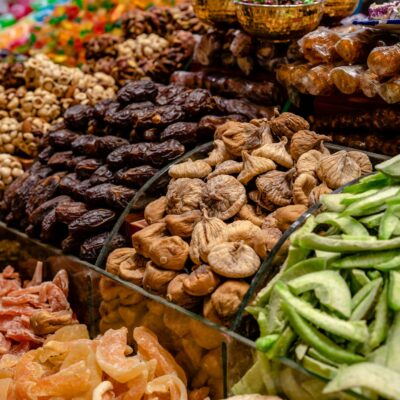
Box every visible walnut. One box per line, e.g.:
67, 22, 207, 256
270, 112, 310, 138
290, 130, 331, 160
166, 178, 205, 215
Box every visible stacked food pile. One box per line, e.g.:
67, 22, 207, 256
106, 112, 372, 325
245, 155, 400, 399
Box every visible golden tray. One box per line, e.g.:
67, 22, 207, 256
323, 0, 358, 18
192, 0, 237, 25
235, 0, 324, 41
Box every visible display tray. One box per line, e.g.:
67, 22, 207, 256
353, 18, 400, 32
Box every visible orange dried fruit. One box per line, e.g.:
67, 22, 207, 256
133, 327, 187, 386
122, 370, 148, 400
145, 375, 187, 400
0, 354, 19, 379
0, 378, 12, 400
96, 328, 145, 383
45, 324, 89, 343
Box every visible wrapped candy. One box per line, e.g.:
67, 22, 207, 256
378, 76, 400, 104
367, 44, 400, 77
329, 65, 365, 95
303, 64, 334, 96
360, 69, 380, 98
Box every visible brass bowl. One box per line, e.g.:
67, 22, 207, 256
323, 0, 358, 18
192, 0, 237, 25
235, 1, 324, 42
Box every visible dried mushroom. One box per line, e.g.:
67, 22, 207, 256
190, 211, 227, 265
309, 182, 332, 205
290, 130, 331, 160
237, 204, 267, 227
226, 220, 261, 248
142, 261, 178, 295
166, 274, 199, 308
208, 241, 260, 278
296, 150, 322, 177
211, 281, 250, 319
119, 249, 147, 286
106, 248, 136, 276
166, 178, 205, 215
293, 173, 317, 207
169, 159, 212, 179
348, 151, 373, 175
270, 112, 310, 138
165, 210, 202, 238
252, 137, 293, 169
216, 121, 261, 156
204, 140, 232, 167
207, 160, 243, 179
202, 175, 246, 220
252, 227, 282, 258
317, 151, 361, 189
148, 236, 189, 271
272, 205, 307, 231
144, 196, 167, 225
132, 222, 167, 258
256, 169, 294, 207
183, 265, 220, 297
238, 151, 276, 184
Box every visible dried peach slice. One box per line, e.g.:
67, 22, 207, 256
122, 370, 148, 400
96, 328, 145, 383
0, 354, 19, 379
0, 378, 12, 400
145, 375, 188, 400
45, 324, 89, 343
133, 327, 187, 386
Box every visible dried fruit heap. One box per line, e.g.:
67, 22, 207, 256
107, 113, 372, 325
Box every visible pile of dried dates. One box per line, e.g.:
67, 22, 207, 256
106, 112, 373, 325
1, 79, 273, 262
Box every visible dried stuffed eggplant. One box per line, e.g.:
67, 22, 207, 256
148, 236, 189, 271
256, 169, 294, 207
80, 232, 126, 262
85, 183, 136, 209
165, 210, 202, 238
132, 222, 167, 258
166, 178, 205, 215
238, 151, 276, 184
204, 140, 232, 167
166, 274, 199, 308
237, 204, 266, 227
183, 265, 220, 297
202, 175, 246, 220
55, 202, 89, 225
270, 112, 310, 138
169, 159, 211, 179
144, 196, 167, 225
143, 261, 178, 295
252, 137, 293, 169
114, 165, 158, 187
290, 130, 331, 160
68, 209, 116, 237
207, 241, 260, 278
226, 220, 262, 248
75, 158, 103, 179
292, 173, 317, 207
207, 160, 243, 179
296, 149, 322, 177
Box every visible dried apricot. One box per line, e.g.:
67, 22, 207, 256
45, 324, 89, 343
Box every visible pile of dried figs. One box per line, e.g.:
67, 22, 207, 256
106, 112, 373, 325
1, 79, 272, 262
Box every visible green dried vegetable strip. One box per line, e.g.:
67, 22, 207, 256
351, 278, 382, 321
315, 213, 369, 237
256, 334, 279, 352
377, 255, 400, 271
376, 154, 400, 179
386, 313, 400, 372
379, 205, 400, 240
295, 343, 308, 360
359, 212, 385, 228
388, 271, 400, 311
351, 269, 370, 288
331, 251, 400, 269
321, 194, 351, 213
286, 245, 311, 269
343, 172, 390, 194
368, 270, 382, 280
275, 282, 369, 343
369, 284, 388, 350
266, 325, 296, 359
303, 355, 338, 380
291, 216, 316, 246
279, 367, 314, 400
351, 278, 382, 310
341, 189, 379, 205
367, 345, 388, 365
308, 348, 340, 367
323, 363, 400, 399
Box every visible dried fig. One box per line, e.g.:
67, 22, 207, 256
144, 196, 167, 225
132, 222, 167, 258
166, 178, 205, 215
166, 274, 199, 308
202, 175, 246, 220
148, 236, 189, 271
270, 112, 310, 138
207, 160, 243, 179
249, 190, 277, 212
348, 151, 373, 174
216, 121, 261, 156
252, 136, 293, 169
165, 210, 202, 238
296, 149, 322, 177
290, 130, 331, 160
106, 248, 136, 276
252, 227, 282, 258
226, 220, 262, 248
208, 241, 260, 278
272, 205, 308, 231
204, 140, 232, 167
237, 204, 266, 227
250, 118, 274, 145
189, 319, 224, 350
309, 182, 332, 205
190, 211, 227, 265
262, 215, 279, 230
169, 159, 212, 179
211, 281, 250, 319
238, 151, 276, 184
183, 265, 220, 297
118, 249, 147, 286
317, 151, 361, 189
203, 297, 223, 325
293, 173, 317, 207
142, 261, 178, 295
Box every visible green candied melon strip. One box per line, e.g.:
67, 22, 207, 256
315, 212, 369, 237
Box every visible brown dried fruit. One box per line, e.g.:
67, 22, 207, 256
290, 130, 331, 160
250, 118, 274, 145
309, 182, 332, 205
208, 241, 260, 278
207, 160, 243, 179
68, 209, 116, 237
248, 190, 277, 212
226, 220, 262, 248
203, 297, 223, 325
131, 222, 167, 258
144, 196, 167, 225
202, 175, 246, 220
165, 210, 202, 238
296, 149, 322, 177
30, 309, 76, 335
166, 178, 205, 215
148, 236, 189, 271
252, 227, 282, 258
348, 151, 373, 174
169, 159, 212, 179
142, 261, 178, 295
55, 202, 89, 225
204, 140, 232, 167
106, 247, 136, 276
293, 173, 317, 207
183, 265, 220, 297
270, 112, 310, 138
119, 250, 147, 286
237, 204, 266, 227
166, 274, 199, 308
273, 205, 308, 231
252, 136, 293, 169
238, 150, 276, 184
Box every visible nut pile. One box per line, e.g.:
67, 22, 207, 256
106, 112, 372, 325
99, 276, 223, 399
1, 80, 272, 262
0, 154, 23, 190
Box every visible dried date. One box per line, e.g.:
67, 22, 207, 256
183, 89, 221, 116
71, 135, 101, 156
40, 209, 67, 243
159, 122, 198, 144
79, 232, 126, 262
98, 136, 129, 154
38, 147, 54, 164
75, 159, 103, 179
29, 195, 72, 226
90, 166, 114, 185
74, 180, 92, 200
64, 104, 95, 131
48, 129, 80, 149
47, 151, 74, 170
142, 128, 159, 142
104, 102, 154, 127
117, 80, 158, 103
114, 165, 158, 187
61, 235, 81, 255
94, 99, 116, 120
215, 97, 274, 120
69, 209, 116, 237
55, 202, 89, 225
66, 155, 87, 171
85, 183, 135, 209
133, 106, 186, 129
142, 139, 185, 167
26, 175, 61, 216
106, 145, 134, 170
60, 173, 81, 196
155, 85, 188, 106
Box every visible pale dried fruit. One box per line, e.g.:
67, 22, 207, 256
250, 118, 274, 145
204, 140, 232, 167
238, 151, 276, 184
208, 241, 260, 278
293, 173, 317, 207
166, 274, 199, 308
256, 169, 295, 207
262, 215, 279, 230
183, 265, 220, 297
296, 150, 322, 177
290, 130, 331, 160
207, 160, 243, 179
169, 159, 212, 179
190, 211, 227, 265
252, 227, 282, 258
309, 182, 332, 205
132, 222, 167, 258
165, 210, 202, 238
237, 204, 266, 227
270, 112, 310, 138
106, 248, 136, 276
252, 136, 293, 169
226, 220, 261, 248
203, 297, 223, 325
143, 261, 178, 295
202, 175, 247, 220
348, 151, 373, 174
144, 196, 167, 225
272, 205, 308, 231
248, 190, 277, 212
217, 121, 261, 156
148, 236, 189, 271
166, 178, 205, 215
211, 281, 250, 319
118, 249, 147, 285
317, 151, 361, 189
